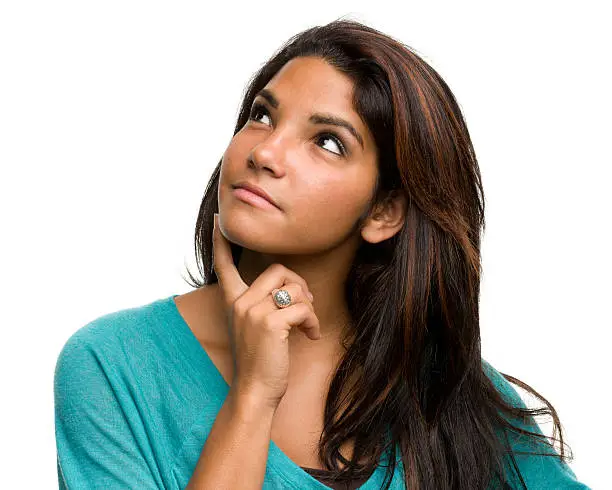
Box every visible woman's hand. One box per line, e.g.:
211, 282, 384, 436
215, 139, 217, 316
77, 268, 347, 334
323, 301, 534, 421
212, 213, 320, 410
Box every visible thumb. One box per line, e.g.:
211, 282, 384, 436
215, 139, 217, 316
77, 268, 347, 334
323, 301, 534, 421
212, 213, 247, 307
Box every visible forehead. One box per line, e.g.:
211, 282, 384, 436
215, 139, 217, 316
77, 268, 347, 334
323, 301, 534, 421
264, 56, 356, 115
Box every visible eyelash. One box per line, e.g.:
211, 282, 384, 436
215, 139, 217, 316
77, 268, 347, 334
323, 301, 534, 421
248, 102, 348, 157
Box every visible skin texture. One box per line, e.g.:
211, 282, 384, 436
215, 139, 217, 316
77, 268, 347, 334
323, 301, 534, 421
175, 56, 407, 468
219, 55, 406, 346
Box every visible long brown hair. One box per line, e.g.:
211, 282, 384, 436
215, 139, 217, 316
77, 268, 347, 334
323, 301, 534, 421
184, 18, 572, 489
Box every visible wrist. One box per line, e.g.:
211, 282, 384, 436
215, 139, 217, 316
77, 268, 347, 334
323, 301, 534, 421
227, 385, 280, 421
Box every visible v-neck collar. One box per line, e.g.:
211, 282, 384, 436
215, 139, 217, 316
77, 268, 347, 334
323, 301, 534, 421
165, 293, 403, 489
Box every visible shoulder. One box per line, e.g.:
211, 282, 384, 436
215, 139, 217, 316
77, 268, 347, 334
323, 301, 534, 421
481, 358, 528, 409
54, 296, 178, 489
480, 359, 591, 488
57, 296, 165, 348
54, 295, 174, 383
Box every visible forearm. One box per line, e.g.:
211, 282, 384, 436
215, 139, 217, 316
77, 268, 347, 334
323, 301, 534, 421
186, 388, 277, 490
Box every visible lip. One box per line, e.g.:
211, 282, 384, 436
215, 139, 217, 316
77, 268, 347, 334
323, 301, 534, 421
232, 182, 280, 209
233, 187, 281, 211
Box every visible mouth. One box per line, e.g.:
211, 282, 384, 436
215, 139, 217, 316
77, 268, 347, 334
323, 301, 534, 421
232, 185, 281, 211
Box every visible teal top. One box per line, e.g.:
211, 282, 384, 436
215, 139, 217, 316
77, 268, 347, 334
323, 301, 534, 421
54, 294, 590, 489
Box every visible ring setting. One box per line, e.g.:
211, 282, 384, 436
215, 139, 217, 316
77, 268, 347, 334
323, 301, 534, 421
272, 289, 292, 309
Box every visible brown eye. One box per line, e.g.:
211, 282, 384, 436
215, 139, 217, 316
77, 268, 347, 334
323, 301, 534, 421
316, 133, 346, 156
249, 102, 271, 125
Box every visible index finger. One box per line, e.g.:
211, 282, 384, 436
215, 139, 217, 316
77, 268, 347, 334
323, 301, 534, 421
213, 213, 247, 307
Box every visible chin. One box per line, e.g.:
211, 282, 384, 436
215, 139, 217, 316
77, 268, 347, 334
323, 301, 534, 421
218, 208, 289, 253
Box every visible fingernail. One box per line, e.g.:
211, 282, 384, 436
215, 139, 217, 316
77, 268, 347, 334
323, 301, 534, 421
308, 292, 314, 301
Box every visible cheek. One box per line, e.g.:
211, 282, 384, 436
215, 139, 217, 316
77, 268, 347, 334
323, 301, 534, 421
290, 179, 372, 232
220, 130, 253, 169
220, 139, 241, 171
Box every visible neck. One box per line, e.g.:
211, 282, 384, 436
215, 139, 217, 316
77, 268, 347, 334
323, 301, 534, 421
221, 237, 361, 351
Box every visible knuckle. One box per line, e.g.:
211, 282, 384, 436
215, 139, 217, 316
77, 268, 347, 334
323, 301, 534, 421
232, 301, 246, 318
296, 286, 312, 305
287, 280, 309, 300
245, 306, 259, 323
289, 282, 304, 297
261, 314, 276, 331
270, 263, 285, 275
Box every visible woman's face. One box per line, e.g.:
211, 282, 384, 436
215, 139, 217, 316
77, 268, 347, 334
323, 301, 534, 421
218, 56, 379, 255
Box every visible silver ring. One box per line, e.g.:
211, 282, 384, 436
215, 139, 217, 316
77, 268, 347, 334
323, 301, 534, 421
272, 289, 292, 309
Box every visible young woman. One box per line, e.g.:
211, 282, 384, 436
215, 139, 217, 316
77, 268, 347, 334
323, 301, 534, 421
54, 19, 590, 489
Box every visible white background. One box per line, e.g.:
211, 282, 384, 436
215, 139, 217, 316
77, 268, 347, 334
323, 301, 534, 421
1, 1, 608, 488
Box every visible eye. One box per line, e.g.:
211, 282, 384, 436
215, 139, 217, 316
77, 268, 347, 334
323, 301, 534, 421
315, 133, 346, 157
248, 101, 347, 157
249, 102, 272, 126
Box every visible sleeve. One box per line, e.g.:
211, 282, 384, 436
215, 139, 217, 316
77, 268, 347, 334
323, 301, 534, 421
482, 359, 592, 489
54, 329, 161, 489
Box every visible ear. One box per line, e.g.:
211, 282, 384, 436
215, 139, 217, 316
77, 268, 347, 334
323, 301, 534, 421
360, 190, 407, 244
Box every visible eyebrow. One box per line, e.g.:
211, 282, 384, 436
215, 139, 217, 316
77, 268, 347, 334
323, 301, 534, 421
254, 88, 364, 150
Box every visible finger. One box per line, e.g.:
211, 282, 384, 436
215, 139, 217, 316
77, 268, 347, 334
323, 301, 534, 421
241, 263, 314, 310
271, 284, 314, 313
268, 303, 321, 341
247, 290, 321, 340
212, 213, 248, 307
246, 283, 313, 321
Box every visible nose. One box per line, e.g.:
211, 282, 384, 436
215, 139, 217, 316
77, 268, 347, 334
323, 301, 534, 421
247, 130, 290, 176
